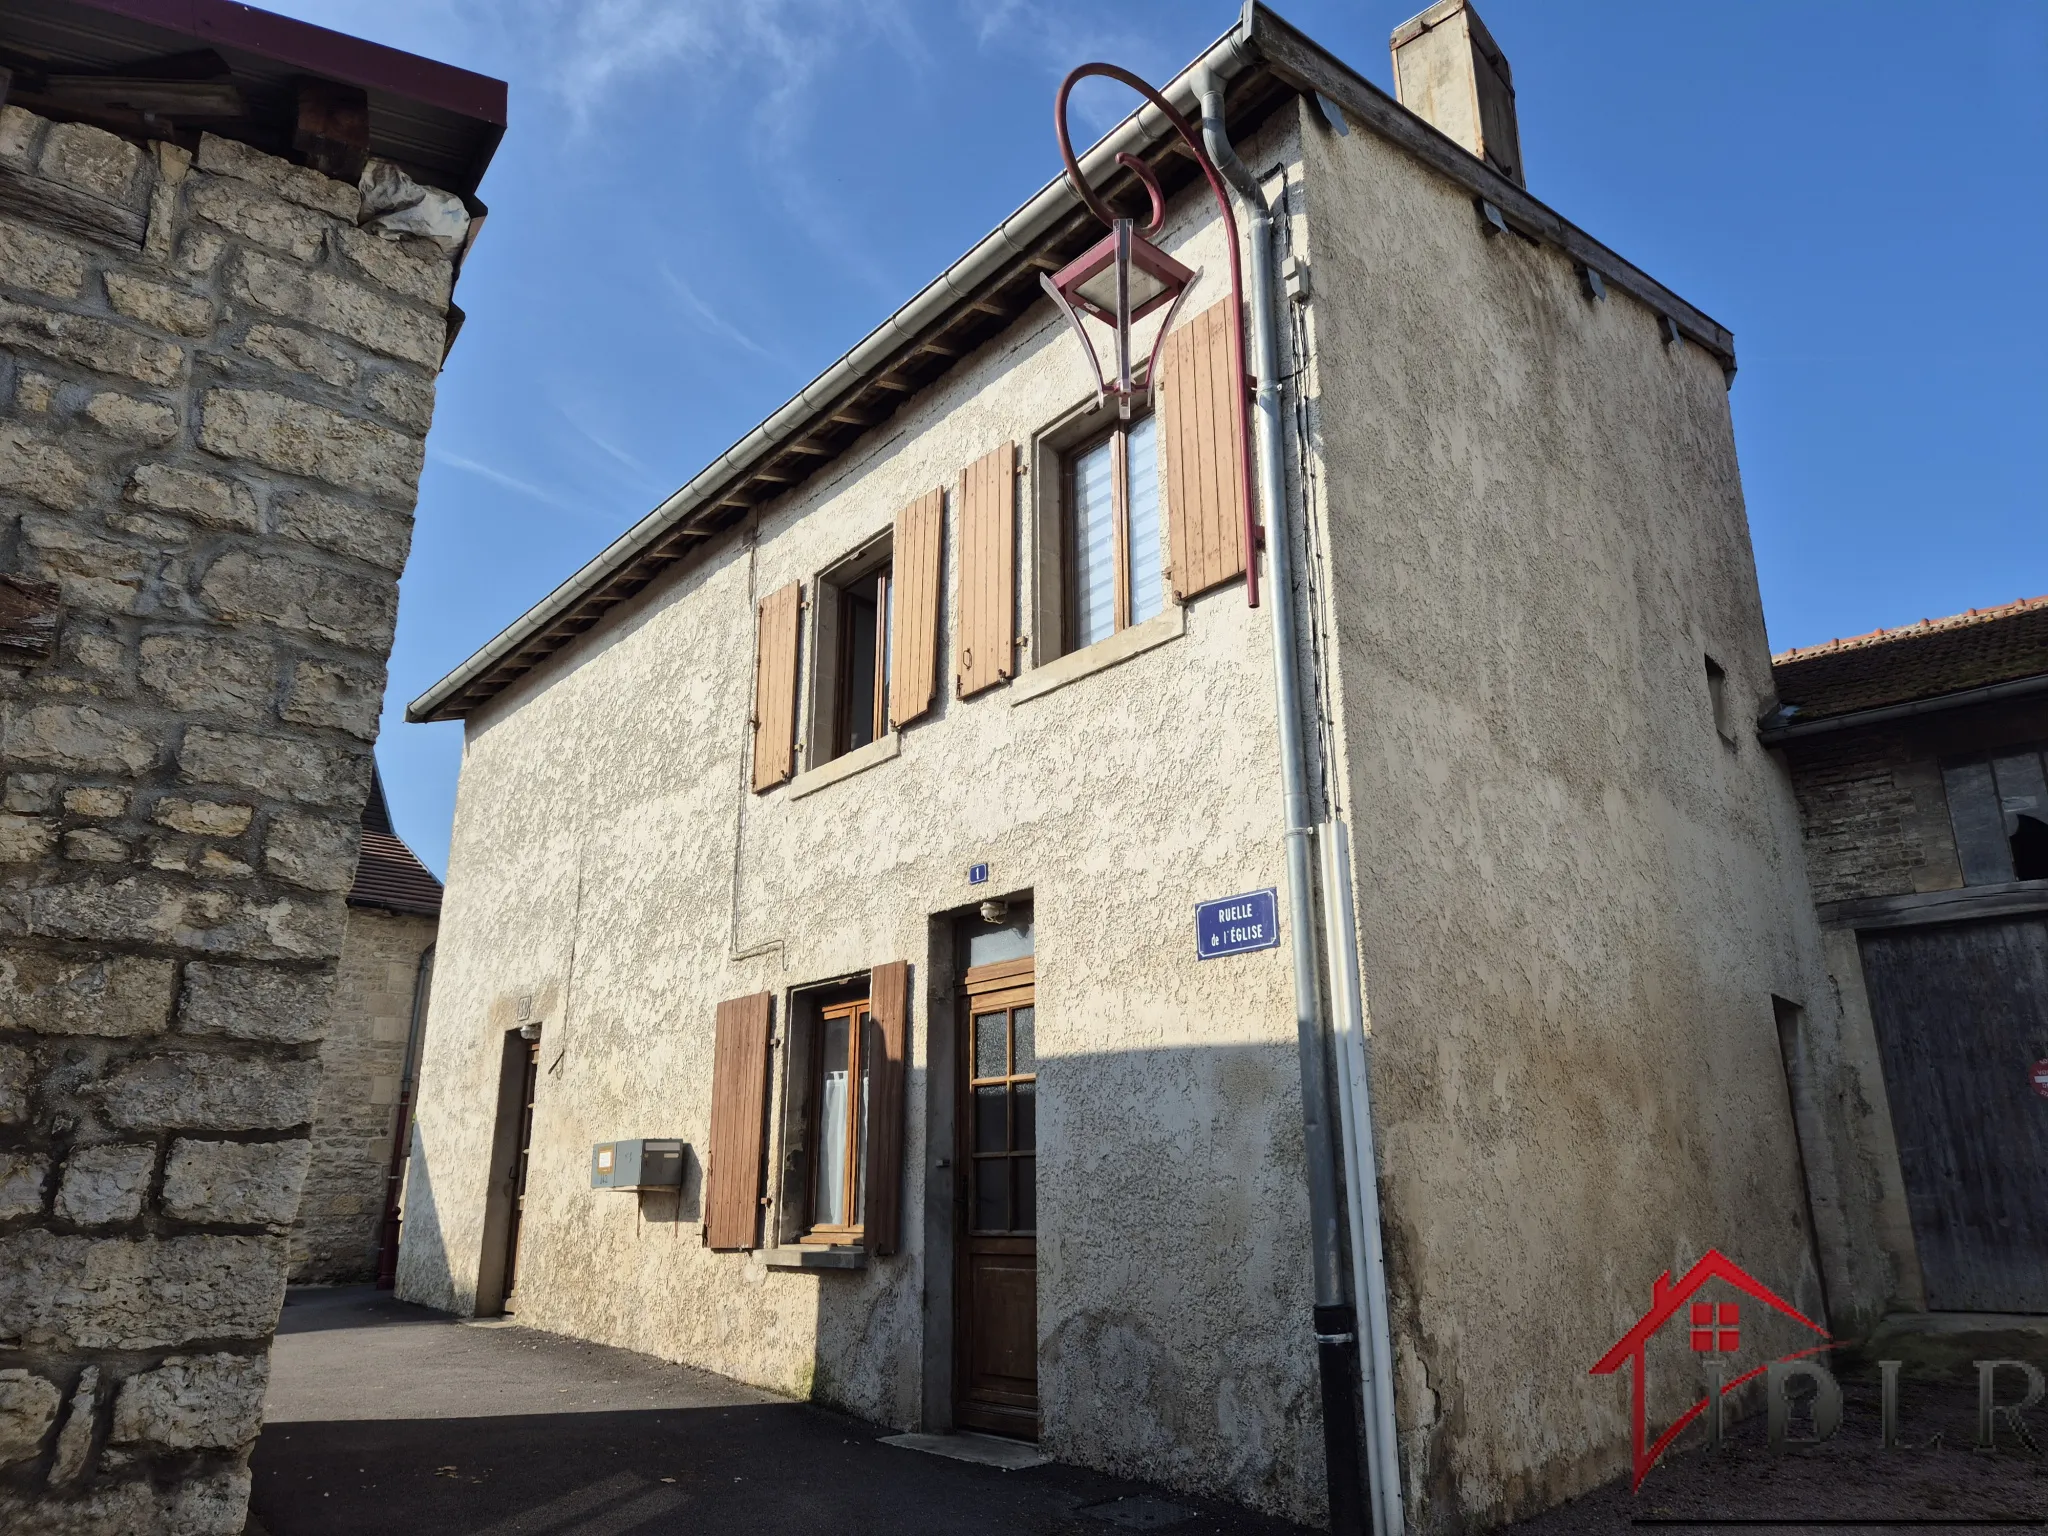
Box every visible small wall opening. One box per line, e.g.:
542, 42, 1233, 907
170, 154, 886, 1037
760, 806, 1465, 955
1705, 655, 1737, 745
2010, 814, 2048, 881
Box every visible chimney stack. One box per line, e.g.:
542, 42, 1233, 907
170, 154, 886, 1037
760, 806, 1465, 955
1391, 0, 1524, 188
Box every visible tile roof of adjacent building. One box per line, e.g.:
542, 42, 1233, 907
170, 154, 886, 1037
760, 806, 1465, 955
1769, 594, 2048, 724
407, 2, 1736, 726
350, 769, 443, 917
0, 0, 506, 193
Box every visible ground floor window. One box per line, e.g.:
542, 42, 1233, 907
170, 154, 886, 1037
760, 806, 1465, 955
806, 995, 871, 1243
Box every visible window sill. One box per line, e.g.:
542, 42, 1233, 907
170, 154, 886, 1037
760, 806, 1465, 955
1010, 605, 1185, 707
788, 731, 899, 800
760, 1245, 867, 1271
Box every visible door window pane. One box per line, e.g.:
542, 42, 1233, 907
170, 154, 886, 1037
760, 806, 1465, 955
1125, 414, 1163, 625
974, 1011, 1008, 1079
1071, 436, 1117, 648
1014, 1156, 1035, 1233
974, 1085, 1008, 1154
1011, 1005, 1034, 1074
815, 1013, 850, 1227
1012, 1081, 1035, 1152
975, 1157, 1009, 1232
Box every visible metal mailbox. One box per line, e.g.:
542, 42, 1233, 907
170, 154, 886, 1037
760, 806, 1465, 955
590, 1138, 684, 1192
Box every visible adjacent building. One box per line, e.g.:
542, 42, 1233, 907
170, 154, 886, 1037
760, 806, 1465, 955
1765, 595, 2048, 1328
291, 767, 441, 1284
398, 5, 1843, 1530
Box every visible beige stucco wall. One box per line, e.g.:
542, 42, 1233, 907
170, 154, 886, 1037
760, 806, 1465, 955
401, 84, 1863, 1532
291, 905, 434, 1282
1299, 103, 1846, 1531
399, 111, 1333, 1521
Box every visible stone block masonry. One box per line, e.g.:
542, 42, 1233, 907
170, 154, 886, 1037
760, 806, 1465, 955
291, 906, 435, 1283
0, 103, 459, 1534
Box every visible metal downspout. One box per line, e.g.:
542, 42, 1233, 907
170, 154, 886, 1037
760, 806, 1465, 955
1323, 824, 1404, 1536
1197, 68, 1368, 1536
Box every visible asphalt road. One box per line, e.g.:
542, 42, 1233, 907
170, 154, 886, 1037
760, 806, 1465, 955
253, 1289, 2048, 1536
250, 1287, 1313, 1536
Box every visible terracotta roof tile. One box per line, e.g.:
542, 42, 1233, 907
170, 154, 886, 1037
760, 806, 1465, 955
1770, 595, 2048, 722
349, 831, 443, 916
348, 768, 442, 916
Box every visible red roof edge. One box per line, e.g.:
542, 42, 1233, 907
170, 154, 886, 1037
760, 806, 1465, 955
49, 0, 507, 125
1773, 594, 2048, 667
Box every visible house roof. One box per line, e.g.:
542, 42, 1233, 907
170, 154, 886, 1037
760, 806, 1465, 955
407, 1, 1737, 726
349, 769, 443, 918
0, 0, 506, 194
1770, 594, 2048, 727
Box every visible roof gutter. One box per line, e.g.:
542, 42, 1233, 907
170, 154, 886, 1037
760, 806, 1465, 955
1758, 672, 2048, 746
405, 22, 1256, 725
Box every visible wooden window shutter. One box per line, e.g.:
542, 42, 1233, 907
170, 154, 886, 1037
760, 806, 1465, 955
955, 442, 1016, 698
1159, 298, 1249, 601
863, 960, 910, 1255
889, 489, 944, 729
750, 582, 801, 791
703, 992, 774, 1250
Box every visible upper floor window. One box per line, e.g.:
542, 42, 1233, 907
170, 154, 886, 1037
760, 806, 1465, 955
832, 564, 892, 757
1943, 745, 2048, 884
1067, 413, 1164, 651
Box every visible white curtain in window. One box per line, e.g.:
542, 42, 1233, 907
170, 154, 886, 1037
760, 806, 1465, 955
815, 1014, 850, 1226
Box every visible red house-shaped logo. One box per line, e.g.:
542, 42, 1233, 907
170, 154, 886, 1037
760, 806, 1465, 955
1589, 1250, 1833, 1489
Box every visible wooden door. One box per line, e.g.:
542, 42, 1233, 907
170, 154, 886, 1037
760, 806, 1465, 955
1860, 915, 2048, 1312
956, 959, 1038, 1437
501, 1039, 540, 1312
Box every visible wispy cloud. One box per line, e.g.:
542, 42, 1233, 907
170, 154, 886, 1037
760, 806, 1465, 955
428, 445, 599, 520
969, 0, 1177, 134
659, 263, 780, 363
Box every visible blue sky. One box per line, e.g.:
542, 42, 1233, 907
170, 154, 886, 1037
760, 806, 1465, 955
263, 0, 2046, 875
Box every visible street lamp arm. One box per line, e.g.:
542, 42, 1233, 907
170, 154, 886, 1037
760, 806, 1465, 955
1053, 63, 1262, 608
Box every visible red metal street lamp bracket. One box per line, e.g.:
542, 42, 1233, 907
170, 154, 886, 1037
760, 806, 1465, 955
1050, 64, 1262, 608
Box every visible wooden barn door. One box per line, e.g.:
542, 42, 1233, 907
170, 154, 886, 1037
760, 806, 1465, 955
1860, 914, 2048, 1312
955, 958, 1038, 1438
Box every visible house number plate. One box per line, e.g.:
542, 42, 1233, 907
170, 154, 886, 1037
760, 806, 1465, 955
1196, 889, 1280, 960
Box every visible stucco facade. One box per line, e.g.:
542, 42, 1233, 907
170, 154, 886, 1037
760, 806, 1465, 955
400, 13, 1839, 1532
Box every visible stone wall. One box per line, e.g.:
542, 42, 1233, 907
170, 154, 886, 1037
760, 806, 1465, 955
291, 906, 434, 1283
0, 104, 453, 1533
1778, 697, 2048, 907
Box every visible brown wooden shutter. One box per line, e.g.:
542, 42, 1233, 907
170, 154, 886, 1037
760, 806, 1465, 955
750, 582, 801, 791
889, 489, 944, 729
955, 442, 1016, 698
703, 992, 774, 1250
1159, 298, 1249, 601
863, 960, 909, 1255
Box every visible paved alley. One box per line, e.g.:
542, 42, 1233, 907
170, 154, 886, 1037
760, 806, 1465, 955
250, 1288, 1314, 1535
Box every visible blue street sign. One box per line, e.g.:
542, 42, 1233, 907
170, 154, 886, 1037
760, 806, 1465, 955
1196, 888, 1280, 959
968, 863, 990, 886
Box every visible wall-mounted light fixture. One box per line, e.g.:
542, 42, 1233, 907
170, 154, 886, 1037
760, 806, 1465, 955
1042, 64, 1260, 606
